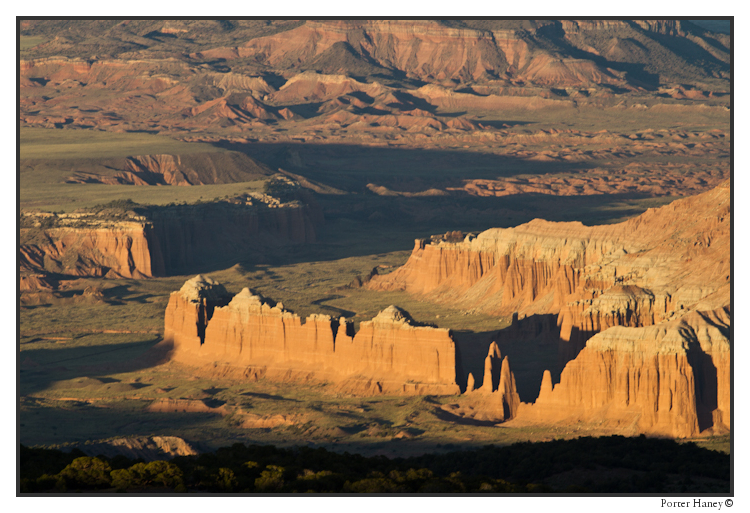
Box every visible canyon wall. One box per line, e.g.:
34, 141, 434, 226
146, 201, 320, 275
19, 200, 321, 283
515, 307, 730, 437
369, 180, 728, 324
20, 222, 155, 279
369, 181, 730, 436
164, 276, 461, 395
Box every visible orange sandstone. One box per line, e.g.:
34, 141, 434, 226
514, 307, 729, 437
369, 181, 730, 436
164, 276, 460, 395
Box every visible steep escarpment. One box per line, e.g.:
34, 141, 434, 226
193, 20, 509, 83
65, 151, 273, 186
514, 307, 730, 437
145, 199, 320, 275
19, 197, 322, 283
19, 217, 155, 279
164, 276, 460, 395
188, 20, 728, 88
333, 306, 459, 394
368, 180, 729, 321
369, 181, 729, 436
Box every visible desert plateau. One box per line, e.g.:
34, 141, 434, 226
18, 19, 731, 494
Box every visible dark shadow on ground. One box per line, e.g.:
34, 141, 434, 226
211, 141, 598, 192
432, 408, 498, 427
19, 336, 165, 396
241, 392, 301, 403
310, 295, 356, 318
453, 314, 597, 404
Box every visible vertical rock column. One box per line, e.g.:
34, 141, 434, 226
163, 275, 231, 362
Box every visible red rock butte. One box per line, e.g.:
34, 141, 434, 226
163, 275, 461, 395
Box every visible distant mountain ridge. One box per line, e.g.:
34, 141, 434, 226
21, 19, 730, 90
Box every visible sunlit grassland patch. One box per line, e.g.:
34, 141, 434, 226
685, 435, 730, 455
20, 36, 47, 51
20, 127, 273, 211
20, 180, 268, 212
20, 127, 226, 160
20, 286, 167, 336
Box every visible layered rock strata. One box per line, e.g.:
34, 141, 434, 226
164, 276, 461, 395
368, 181, 729, 321
19, 200, 321, 282
369, 181, 730, 436
19, 222, 155, 279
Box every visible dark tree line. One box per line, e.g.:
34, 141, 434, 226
19, 435, 729, 494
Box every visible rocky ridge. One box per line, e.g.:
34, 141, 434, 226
368, 181, 730, 437
20, 20, 729, 141
19, 193, 322, 284
163, 276, 461, 396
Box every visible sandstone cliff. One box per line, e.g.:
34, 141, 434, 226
460, 342, 521, 421
369, 181, 730, 436
164, 277, 460, 395
368, 180, 728, 323
19, 198, 321, 284
514, 307, 730, 437
19, 221, 155, 279
332, 306, 460, 394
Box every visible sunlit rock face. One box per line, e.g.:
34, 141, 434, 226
164, 280, 460, 396
370, 181, 730, 436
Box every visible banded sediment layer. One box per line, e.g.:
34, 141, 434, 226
19, 197, 321, 282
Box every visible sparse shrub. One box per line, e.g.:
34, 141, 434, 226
58, 457, 112, 490
92, 198, 140, 211
254, 465, 285, 492
217, 467, 238, 491
20, 474, 60, 493
18, 436, 730, 493
344, 476, 405, 493
293, 469, 345, 493
263, 177, 298, 199
126, 460, 184, 489
110, 468, 133, 491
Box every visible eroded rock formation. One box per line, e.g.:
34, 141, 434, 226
164, 276, 461, 395
66, 152, 273, 186
19, 198, 321, 283
19, 221, 155, 279
369, 181, 730, 436
369, 180, 728, 323
461, 342, 521, 421
514, 307, 730, 437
